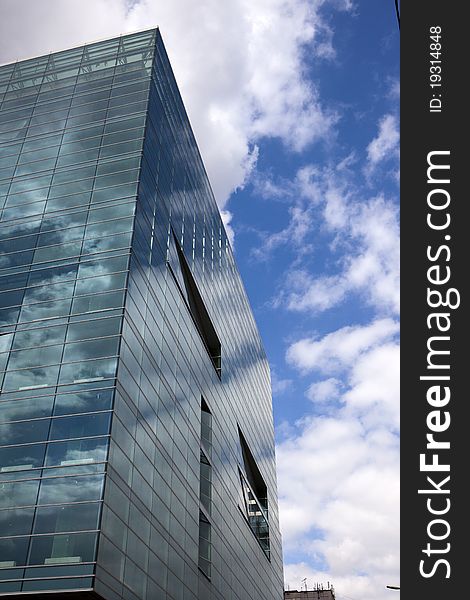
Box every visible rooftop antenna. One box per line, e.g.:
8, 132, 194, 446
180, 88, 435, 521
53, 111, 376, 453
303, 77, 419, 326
301, 578, 307, 591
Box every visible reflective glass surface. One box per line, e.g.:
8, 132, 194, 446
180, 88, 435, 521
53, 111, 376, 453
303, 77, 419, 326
0, 28, 151, 593
0, 27, 283, 600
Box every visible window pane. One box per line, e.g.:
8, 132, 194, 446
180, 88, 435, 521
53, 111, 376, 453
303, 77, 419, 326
0, 536, 30, 567
33, 502, 101, 534
49, 413, 111, 441
0, 480, 40, 509
0, 396, 54, 424
0, 419, 50, 446
44, 437, 108, 468
0, 507, 35, 536
53, 388, 114, 416
0, 443, 46, 472
38, 474, 104, 504
28, 532, 98, 565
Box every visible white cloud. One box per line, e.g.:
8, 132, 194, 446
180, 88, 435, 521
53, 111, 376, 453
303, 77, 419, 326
277, 163, 400, 316
0, 0, 346, 207
306, 377, 341, 403
279, 322, 400, 600
366, 114, 399, 169
286, 318, 399, 374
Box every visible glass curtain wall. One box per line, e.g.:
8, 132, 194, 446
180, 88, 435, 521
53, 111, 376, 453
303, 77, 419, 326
0, 29, 155, 594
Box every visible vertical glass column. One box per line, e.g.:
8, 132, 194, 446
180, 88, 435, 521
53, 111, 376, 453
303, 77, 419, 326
0, 29, 155, 594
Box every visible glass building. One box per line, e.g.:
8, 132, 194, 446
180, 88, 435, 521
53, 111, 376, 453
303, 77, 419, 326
0, 29, 283, 600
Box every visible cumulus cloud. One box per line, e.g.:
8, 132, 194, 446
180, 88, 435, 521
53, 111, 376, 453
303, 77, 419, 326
286, 318, 399, 374
366, 114, 400, 170
280, 320, 400, 599
306, 377, 341, 403
0, 0, 344, 207
272, 159, 400, 316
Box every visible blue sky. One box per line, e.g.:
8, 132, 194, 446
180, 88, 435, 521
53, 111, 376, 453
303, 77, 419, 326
0, 1, 399, 598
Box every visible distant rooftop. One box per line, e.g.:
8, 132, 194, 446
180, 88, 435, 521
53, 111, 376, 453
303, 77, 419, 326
284, 589, 335, 600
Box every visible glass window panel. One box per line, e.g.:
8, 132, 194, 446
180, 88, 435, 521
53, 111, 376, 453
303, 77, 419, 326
59, 137, 102, 157
48, 178, 94, 199
52, 164, 96, 186
0, 248, 35, 271
0, 396, 54, 424
21, 133, 62, 153
104, 114, 146, 134
0, 155, 18, 170
0, 165, 15, 180
62, 123, 104, 145
22, 280, 75, 305
82, 231, 132, 254
76, 67, 115, 83
77, 254, 129, 279
66, 110, 107, 129
33, 97, 71, 115
18, 145, 59, 165
0, 507, 35, 537
6, 344, 63, 370
74, 76, 114, 95
85, 216, 134, 239
66, 316, 122, 342
96, 156, 140, 177
21, 577, 94, 592
70, 88, 110, 107
30, 109, 69, 126
0, 419, 50, 446
12, 324, 67, 350
18, 298, 73, 323
0, 536, 29, 567
62, 336, 120, 363
2, 200, 47, 220
99, 138, 143, 159
36, 226, 84, 248
44, 437, 108, 468
49, 413, 111, 440
53, 388, 114, 416
38, 474, 104, 505
101, 126, 144, 147
32, 241, 82, 264
8, 173, 52, 196
55, 147, 100, 169
14, 159, 55, 178
74, 272, 127, 296
88, 201, 135, 223
23, 563, 94, 578
28, 532, 98, 565
0, 480, 40, 510
68, 99, 108, 118
45, 192, 92, 213
93, 170, 139, 190
0, 289, 24, 310
58, 357, 117, 384
71, 290, 126, 315
1, 364, 61, 393
90, 181, 138, 204
0, 443, 46, 472
0, 142, 22, 161
27, 263, 78, 287
33, 502, 101, 534
26, 119, 67, 137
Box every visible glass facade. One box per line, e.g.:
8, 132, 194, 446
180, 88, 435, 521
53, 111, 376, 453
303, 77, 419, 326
0, 29, 283, 600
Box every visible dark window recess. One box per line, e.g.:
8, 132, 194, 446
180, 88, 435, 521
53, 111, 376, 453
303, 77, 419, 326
198, 397, 213, 575
238, 428, 270, 560
198, 510, 211, 579
168, 232, 221, 377
201, 397, 212, 457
